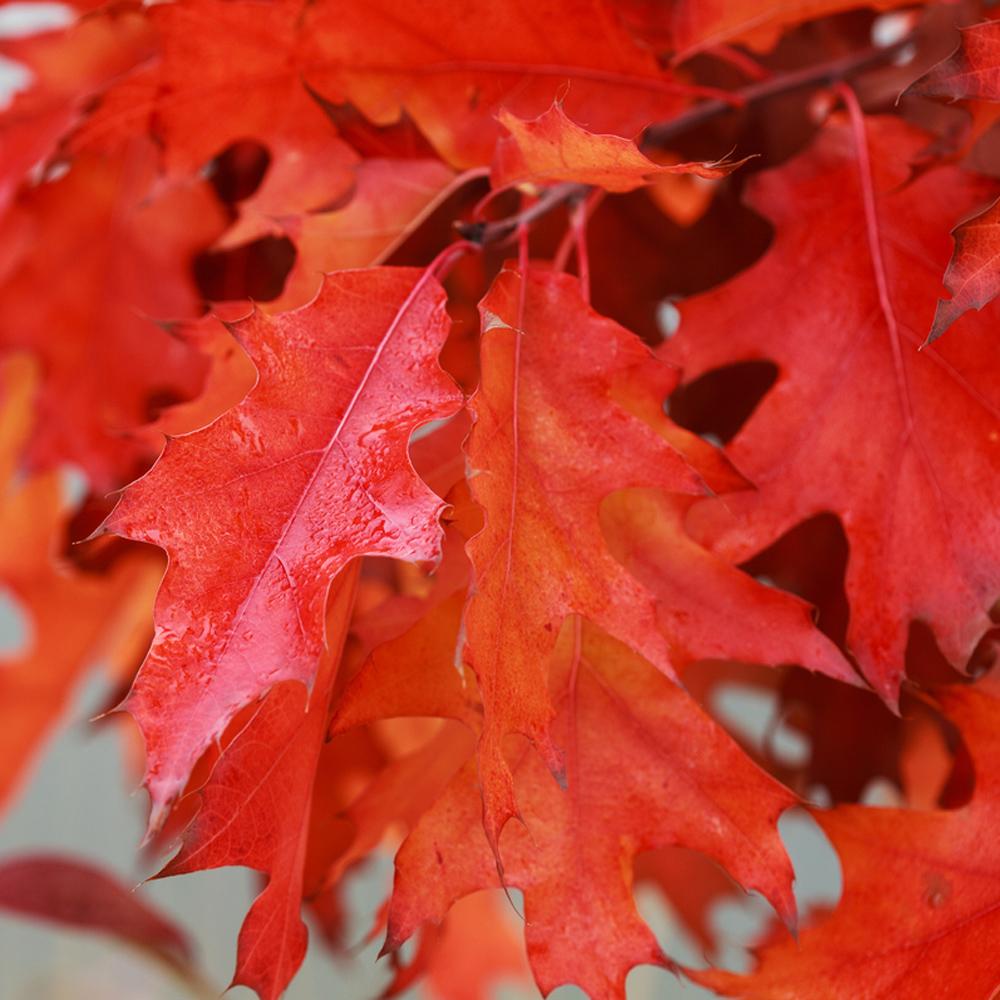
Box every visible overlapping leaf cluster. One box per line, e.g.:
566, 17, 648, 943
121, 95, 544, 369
3, 1, 1000, 998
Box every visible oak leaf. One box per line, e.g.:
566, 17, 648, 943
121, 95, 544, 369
0, 144, 226, 487
492, 103, 741, 193
105, 267, 462, 832
663, 115, 1000, 703
908, 23, 1000, 341
0, 7, 154, 215
270, 158, 457, 311
302, 0, 698, 167
159, 569, 359, 1000
698, 679, 1000, 999
74, 0, 358, 235
924, 197, 1000, 343
387, 621, 798, 1000
465, 268, 853, 850
908, 20, 1000, 104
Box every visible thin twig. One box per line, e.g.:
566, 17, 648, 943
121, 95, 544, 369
644, 35, 914, 147
455, 181, 587, 246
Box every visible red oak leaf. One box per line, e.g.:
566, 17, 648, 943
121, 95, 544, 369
302, 0, 701, 167
74, 0, 358, 233
492, 103, 742, 193
924, 197, 1000, 343
270, 158, 457, 311
388, 621, 798, 1000
0, 143, 227, 487
341, 592, 757, 963
75, 0, 705, 184
105, 266, 463, 833
329, 517, 851, 994
907, 24, 1000, 341
662, 114, 1000, 703
465, 268, 852, 851
698, 678, 1000, 999
159, 568, 359, 1000
908, 20, 1000, 104
0, 7, 155, 214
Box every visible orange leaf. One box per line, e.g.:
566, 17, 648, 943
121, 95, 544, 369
492, 103, 743, 193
